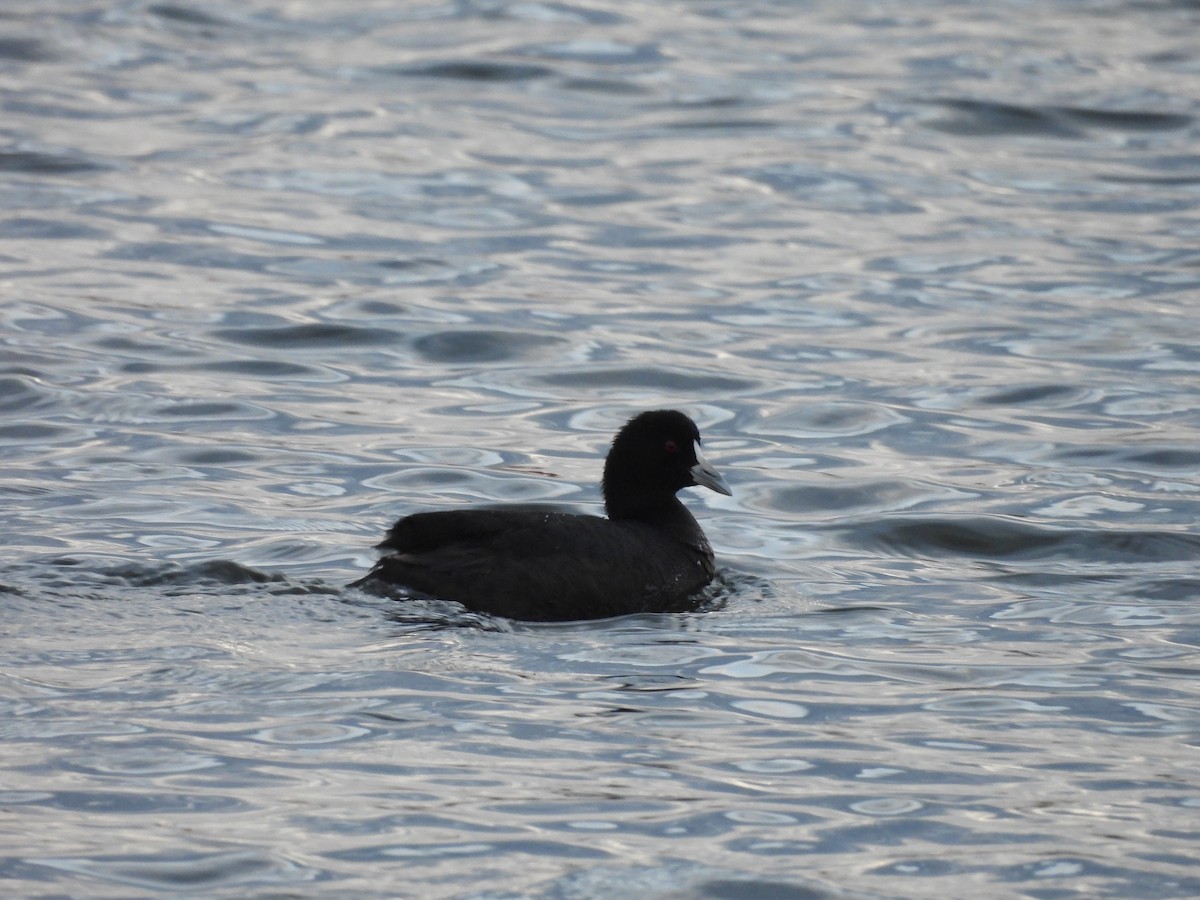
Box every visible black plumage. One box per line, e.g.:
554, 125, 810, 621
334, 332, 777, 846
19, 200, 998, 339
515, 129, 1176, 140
351, 409, 731, 621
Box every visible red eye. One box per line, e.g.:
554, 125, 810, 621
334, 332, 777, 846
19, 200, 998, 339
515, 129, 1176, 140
664, 440, 679, 453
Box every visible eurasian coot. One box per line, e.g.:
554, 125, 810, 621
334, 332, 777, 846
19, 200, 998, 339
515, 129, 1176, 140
351, 409, 732, 621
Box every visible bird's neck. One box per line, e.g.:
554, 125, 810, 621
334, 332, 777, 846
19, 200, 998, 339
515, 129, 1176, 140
605, 487, 702, 536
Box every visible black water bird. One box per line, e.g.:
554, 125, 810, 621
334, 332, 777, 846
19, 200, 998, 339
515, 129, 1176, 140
351, 409, 732, 621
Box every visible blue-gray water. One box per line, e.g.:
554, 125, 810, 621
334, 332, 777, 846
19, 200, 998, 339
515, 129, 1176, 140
3, 1, 1200, 897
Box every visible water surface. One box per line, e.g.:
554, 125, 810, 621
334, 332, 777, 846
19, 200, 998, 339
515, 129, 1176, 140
3, 1, 1200, 897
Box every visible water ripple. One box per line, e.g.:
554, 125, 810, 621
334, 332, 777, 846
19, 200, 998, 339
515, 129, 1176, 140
927, 99, 1193, 138
32, 851, 318, 892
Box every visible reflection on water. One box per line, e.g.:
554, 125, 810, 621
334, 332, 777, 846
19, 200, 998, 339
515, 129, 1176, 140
3, 0, 1200, 896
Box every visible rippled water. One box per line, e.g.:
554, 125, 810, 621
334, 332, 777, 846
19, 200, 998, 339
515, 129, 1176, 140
4, 1, 1200, 896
